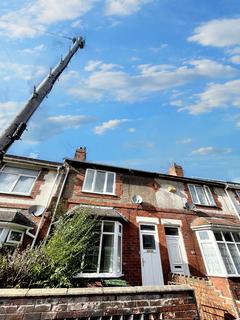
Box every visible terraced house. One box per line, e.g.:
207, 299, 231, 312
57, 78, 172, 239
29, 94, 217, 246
1, 148, 240, 318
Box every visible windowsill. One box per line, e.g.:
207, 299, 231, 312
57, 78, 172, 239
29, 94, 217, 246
74, 272, 123, 279
81, 190, 117, 197
0, 191, 32, 197
207, 274, 240, 278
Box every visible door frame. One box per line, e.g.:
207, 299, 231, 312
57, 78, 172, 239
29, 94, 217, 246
164, 223, 190, 275
137, 217, 164, 286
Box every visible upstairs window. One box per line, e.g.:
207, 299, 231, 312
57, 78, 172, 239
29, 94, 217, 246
188, 184, 215, 206
83, 169, 116, 195
0, 166, 39, 195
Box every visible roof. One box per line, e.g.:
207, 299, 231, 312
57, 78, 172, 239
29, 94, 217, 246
65, 158, 240, 188
4, 154, 62, 169
191, 217, 240, 231
0, 210, 36, 228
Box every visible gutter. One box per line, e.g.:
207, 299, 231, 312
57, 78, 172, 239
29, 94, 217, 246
30, 165, 63, 248
45, 162, 70, 239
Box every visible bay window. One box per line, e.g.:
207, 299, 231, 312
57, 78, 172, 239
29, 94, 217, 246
188, 184, 215, 206
80, 220, 122, 277
82, 169, 116, 195
197, 230, 240, 276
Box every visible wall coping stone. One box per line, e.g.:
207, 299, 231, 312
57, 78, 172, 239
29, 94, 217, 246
0, 285, 192, 298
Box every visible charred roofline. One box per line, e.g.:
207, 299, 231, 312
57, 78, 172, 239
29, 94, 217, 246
65, 158, 240, 188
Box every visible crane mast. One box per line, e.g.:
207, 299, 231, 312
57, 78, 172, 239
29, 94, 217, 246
0, 37, 85, 160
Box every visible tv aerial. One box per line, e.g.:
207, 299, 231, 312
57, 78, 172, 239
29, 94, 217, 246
28, 205, 46, 217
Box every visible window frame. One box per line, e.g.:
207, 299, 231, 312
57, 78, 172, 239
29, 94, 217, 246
188, 184, 216, 206
196, 229, 240, 277
79, 220, 123, 278
0, 165, 40, 196
6, 229, 24, 245
82, 169, 116, 195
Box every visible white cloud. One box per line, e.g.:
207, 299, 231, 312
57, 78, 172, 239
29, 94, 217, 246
104, 0, 152, 16
170, 100, 184, 107
192, 146, 231, 155
0, 101, 22, 130
229, 55, 240, 65
0, 0, 97, 38
177, 138, 192, 144
20, 44, 45, 55
29, 152, 39, 159
188, 18, 240, 48
128, 127, 136, 133
0, 62, 46, 81
67, 59, 238, 103
94, 119, 129, 135
183, 79, 240, 115
25, 114, 95, 143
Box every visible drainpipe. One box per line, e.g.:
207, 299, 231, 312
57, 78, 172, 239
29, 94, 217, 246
45, 162, 70, 239
30, 165, 62, 248
224, 183, 240, 219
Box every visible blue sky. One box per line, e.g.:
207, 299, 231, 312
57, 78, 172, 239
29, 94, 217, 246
0, 0, 240, 181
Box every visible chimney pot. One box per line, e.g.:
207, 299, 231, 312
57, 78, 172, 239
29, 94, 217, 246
168, 163, 184, 177
74, 146, 87, 161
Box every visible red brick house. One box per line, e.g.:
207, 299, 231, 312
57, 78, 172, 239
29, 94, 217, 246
61, 147, 240, 316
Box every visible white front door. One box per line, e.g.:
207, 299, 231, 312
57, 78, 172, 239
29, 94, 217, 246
165, 227, 190, 275
139, 224, 164, 286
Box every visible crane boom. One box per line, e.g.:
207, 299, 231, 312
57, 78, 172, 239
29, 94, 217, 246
0, 37, 85, 160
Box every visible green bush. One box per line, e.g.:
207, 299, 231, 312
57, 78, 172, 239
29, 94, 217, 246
0, 208, 99, 288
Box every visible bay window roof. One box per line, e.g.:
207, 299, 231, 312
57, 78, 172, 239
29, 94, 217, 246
191, 217, 240, 231
0, 210, 35, 228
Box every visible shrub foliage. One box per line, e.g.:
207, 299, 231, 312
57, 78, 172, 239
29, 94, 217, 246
0, 208, 99, 288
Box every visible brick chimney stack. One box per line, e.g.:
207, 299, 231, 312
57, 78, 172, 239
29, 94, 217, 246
168, 163, 184, 177
74, 147, 87, 161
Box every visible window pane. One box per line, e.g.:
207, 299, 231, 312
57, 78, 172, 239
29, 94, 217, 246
204, 186, 215, 206
0, 173, 17, 192
165, 227, 179, 236
117, 235, 122, 273
103, 221, 115, 233
83, 225, 101, 272
94, 171, 105, 193
84, 169, 94, 191
100, 234, 114, 272
218, 243, 236, 274
214, 232, 223, 241
233, 233, 240, 242
2, 166, 38, 176
201, 242, 222, 274
188, 185, 199, 203
140, 225, 155, 231
106, 172, 114, 193
12, 176, 35, 193
142, 234, 156, 250
223, 232, 233, 242
195, 185, 208, 205
199, 231, 210, 240
9, 231, 22, 242
228, 244, 240, 273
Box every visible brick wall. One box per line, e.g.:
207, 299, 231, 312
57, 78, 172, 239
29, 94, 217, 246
169, 273, 238, 320
0, 285, 198, 320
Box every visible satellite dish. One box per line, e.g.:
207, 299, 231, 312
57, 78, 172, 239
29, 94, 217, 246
184, 202, 196, 210
28, 205, 46, 217
132, 195, 143, 204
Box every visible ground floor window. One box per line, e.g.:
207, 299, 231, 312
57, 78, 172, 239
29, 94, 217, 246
197, 230, 240, 276
81, 220, 122, 277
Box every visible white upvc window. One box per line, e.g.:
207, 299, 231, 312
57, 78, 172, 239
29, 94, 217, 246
81, 220, 122, 278
82, 169, 116, 195
196, 230, 240, 276
0, 166, 39, 195
188, 184, 216, 206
